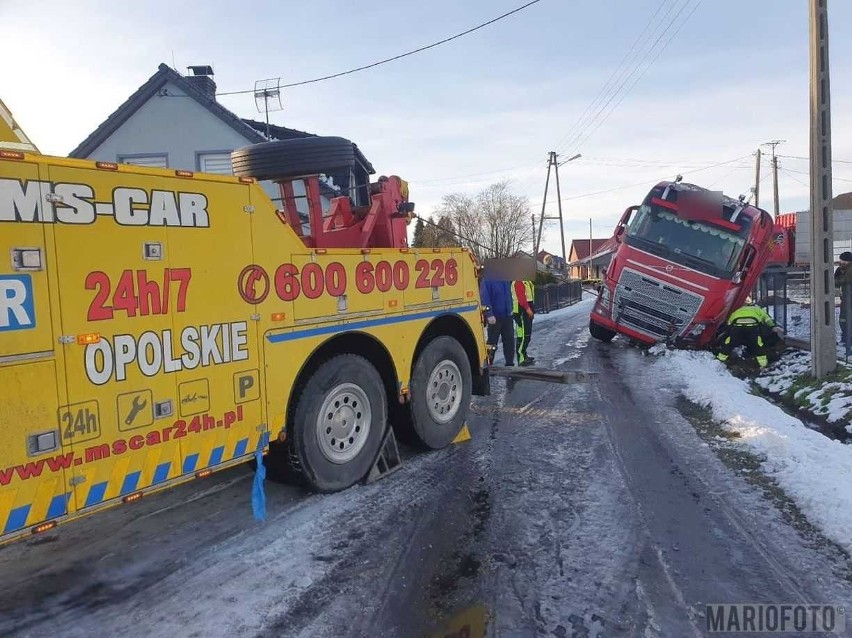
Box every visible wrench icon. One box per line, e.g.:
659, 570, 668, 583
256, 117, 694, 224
125, 396, 148, 426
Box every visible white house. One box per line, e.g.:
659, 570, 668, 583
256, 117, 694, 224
69, 63, 373, 212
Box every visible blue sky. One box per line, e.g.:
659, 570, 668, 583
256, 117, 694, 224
4, 0, 852, 257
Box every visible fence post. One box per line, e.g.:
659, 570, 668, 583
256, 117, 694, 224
845, 283, 852, 360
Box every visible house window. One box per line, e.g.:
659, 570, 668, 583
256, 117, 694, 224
198, 152, 233, 175
117, 154, 168, 168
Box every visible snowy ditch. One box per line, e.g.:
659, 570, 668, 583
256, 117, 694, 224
648, 347, 852, 555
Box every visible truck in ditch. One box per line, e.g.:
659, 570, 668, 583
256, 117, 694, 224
589, 178, 787, 348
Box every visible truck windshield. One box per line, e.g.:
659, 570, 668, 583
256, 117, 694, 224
625, 203, 750, 277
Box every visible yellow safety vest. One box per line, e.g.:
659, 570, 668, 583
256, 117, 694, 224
511, 280, 535, 314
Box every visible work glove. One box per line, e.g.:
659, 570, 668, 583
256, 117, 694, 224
487, 315, 497, 325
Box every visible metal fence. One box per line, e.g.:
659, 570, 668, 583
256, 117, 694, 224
756, 266, 852, 359
534, 281, 583, 313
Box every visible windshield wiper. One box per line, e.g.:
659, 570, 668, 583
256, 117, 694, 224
630, 237, 667, 256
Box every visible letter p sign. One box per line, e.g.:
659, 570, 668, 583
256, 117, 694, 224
234, 369, 259, 404
0, 275, 35, 332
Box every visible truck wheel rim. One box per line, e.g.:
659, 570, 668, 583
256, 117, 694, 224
427, 360, 462, 425
317, 383, 371, 464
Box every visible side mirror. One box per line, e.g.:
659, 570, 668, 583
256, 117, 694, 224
614, 206, 638, 244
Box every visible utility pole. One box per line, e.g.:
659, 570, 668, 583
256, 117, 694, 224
533, 155, 553, 259
553, 153, 567, 268
762, 140, 785, 217
589, 218, 593, 279
534, 152, 581, 272
810, 0, 836, 377
753, 148, 762, 207
531, 215, 537, 256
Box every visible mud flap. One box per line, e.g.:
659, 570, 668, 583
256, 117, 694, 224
364, 427, 402, 484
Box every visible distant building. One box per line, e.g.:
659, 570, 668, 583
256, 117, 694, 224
776, 192, 852, 265
536, 250, 566, 273
568, 238, 614, 279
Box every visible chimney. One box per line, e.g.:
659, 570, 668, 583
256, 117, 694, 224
185, 65, 217, 100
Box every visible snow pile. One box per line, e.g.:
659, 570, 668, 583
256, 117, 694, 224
757, 350, 852, 430
782, 303, 841, 342
654, 349, 852, 553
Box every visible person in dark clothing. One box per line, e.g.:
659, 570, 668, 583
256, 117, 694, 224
480, 279, 515, 366
835, 251, 852, 344
716, 297, 783, 368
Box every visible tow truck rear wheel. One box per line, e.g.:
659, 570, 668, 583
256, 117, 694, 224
290, 354, 387, 492
589, 319, 616, 343
407, 336, 472, 449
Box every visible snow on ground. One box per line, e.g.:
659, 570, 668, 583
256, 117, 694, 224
535, 295, 594, 324
757, 350, 852, 431
652, 349, 852, 554
783, 303, 841, 342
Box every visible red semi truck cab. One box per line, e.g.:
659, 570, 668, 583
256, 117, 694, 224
589, 179, 778, 348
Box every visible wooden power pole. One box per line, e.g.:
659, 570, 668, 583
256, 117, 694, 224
762, 140, 785, 218
810, 0, 837, 377
534, 152, 579, 272
753, 148, 762, 206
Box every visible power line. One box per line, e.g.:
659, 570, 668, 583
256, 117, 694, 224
780, 168, 809, 188
528, 155, 750, 208
215, 1, 543, 96
782, 166, 852, 183
512, 1, 682, 197
777, 154, 852, 165
550, 0, 675, 155
563, 0, 701, 155
409, 160, 541, 187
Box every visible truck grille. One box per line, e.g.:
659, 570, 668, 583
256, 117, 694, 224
613, 268, 703, 340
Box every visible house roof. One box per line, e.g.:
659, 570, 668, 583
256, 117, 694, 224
833, 192, 852, 211
70, 63, 269, 158
570, 238, 609, 260
69, 63, 377, 176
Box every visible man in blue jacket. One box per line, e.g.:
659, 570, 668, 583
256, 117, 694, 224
480, 279, 515, 366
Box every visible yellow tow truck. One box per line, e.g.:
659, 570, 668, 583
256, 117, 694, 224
0, 99, 489, 544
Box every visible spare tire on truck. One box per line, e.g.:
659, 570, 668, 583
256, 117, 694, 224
230, 136, 357, 181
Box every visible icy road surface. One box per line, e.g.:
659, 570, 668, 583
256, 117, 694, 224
2, 297, 851, 637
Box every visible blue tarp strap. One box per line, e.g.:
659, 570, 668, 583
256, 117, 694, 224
252, 431, 270, 522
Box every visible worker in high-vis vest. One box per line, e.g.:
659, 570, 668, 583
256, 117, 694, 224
512, 279, 536, 366
716, 297, 783, 368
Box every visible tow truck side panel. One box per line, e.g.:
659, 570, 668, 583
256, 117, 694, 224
1, 152, 487, 544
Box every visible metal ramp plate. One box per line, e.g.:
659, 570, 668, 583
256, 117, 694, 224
488, 366, 598, 384
364, 427, 403, 484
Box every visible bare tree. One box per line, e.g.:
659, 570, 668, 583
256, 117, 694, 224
417, 215, 457, 248
435, 181, 532, 262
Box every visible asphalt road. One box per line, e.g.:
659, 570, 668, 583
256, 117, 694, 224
1, 298, 850, 637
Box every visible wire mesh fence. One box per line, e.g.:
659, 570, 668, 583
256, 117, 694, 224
755, 266, 852, 360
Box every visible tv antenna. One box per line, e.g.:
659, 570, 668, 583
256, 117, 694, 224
254, 78, 283, 140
